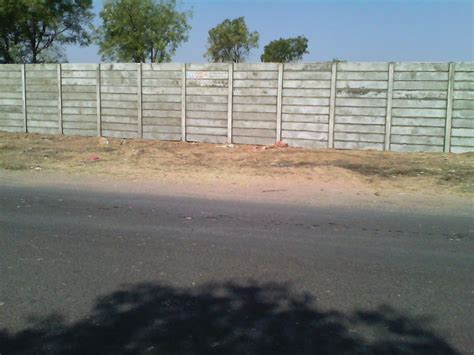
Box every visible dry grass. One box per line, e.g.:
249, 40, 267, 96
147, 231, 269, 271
1, 132, 473, 194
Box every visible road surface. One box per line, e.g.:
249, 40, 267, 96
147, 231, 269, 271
0, 182, 473, 354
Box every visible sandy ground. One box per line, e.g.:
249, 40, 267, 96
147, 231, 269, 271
0, 132, 473, 215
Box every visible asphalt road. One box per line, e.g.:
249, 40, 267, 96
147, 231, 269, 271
0, 183, 473, 354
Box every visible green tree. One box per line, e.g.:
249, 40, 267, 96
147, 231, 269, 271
205, 17, 259, 63
0, 0, 94, 63
261, 36, 309, 63
0, 0, 22, 63
98, 0, 191, 63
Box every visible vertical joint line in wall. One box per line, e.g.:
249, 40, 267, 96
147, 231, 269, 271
444, 62, 455, 153
96, 64, 101, 137
384, 62, 395, 151
137, 63, 143, 139
276, 63, 283, 142
57, 64, 63, 135
21, 64, 27, 133
328, 61, 337, 148
181, 63, 186, 142
227, 63, 233, 144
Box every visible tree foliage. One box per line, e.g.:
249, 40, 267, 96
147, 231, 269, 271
261, 36, 309, 63
205, 17, 259, 63
98, 0, 191, 63
0, 0, 94, 63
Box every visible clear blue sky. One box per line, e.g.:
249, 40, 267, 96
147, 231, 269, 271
66, 0, 474, 63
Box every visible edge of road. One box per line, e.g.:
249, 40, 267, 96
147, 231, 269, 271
1, 169, 472, 218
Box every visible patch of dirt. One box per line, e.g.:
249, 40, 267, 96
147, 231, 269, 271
0, 132, 473, 195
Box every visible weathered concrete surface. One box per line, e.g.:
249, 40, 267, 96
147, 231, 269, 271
1, 62, 473, 152
0, 182, 473, 354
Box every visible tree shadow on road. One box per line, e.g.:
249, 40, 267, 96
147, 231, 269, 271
0, 281, 458, 354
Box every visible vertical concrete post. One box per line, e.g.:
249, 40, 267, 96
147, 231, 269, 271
328, 61, 338, 148
21, 64, 27, 133
227, 63, 234, 144
444, 62, 455, 153
57, 64, 63, 135
137, 63, 143, 139
96, 64, 101, 137
276, 63, 283, 142
384, 62, 395, 151
181, 63, 186, 142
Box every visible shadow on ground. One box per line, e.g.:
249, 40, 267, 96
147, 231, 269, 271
0, 281, 458, 355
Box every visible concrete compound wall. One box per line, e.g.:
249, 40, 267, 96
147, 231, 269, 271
0, 62, 473, 153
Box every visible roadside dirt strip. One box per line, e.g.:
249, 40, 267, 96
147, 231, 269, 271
0, 132, 473, 199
